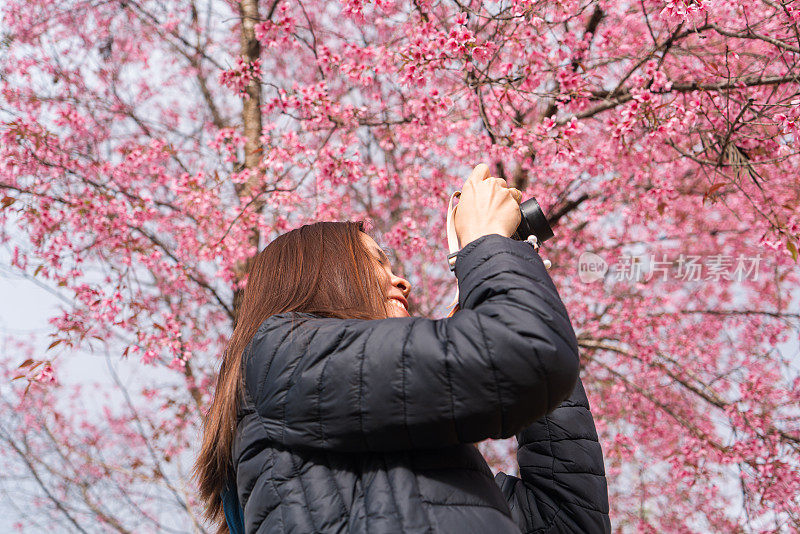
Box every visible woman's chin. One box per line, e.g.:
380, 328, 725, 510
387, 302, 410, 317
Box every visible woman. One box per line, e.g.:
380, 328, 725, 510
193, 164, 611, 533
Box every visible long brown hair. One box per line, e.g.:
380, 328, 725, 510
192, 220, 390, 533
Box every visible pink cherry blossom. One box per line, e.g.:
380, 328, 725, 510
1, 0, 799, 531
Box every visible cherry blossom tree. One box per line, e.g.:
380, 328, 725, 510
1, 0, 799, 531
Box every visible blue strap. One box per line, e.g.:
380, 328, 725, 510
221, 478, 245, 534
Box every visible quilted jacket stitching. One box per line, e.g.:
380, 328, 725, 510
267, 447, 287, 533
460, 250, 559, 304
404, 450, 437, 534
462, 276, 575, 354
378, 454, 407, 530
318, 328, 347, 449
523, 436, 601, 445
508, 381, 609, 532
255, 324, 293, 402
362, 462, 376, 533
289, 451, 320, 532
420, 500, 505, 510
523, 414, 567, 534
544, 489, 608, 512
441, 320, 458, 442
487, 296, 572, 350
357, 327, 371, 450
475, 312, 504, 436
238, 389, 271, 506
419, 499, 513, 518
241, 442, 276, 516
324, 451, 350, 520
545, 415, 558, 524
282, 321, 319, 445
464, 276, 567, 326
408, 463, 500, 475
527, 506, 564, 534
468, 270, 570, 327
400, 321, 413, 448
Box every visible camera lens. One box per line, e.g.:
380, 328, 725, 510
512, 197, 554, 243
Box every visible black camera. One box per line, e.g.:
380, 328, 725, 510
511, 197, 554, 244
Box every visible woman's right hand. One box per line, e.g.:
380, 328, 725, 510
454, 163, 522, 248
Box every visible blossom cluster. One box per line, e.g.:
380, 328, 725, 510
218, 57, 263, 99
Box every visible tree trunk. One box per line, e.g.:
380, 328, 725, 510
232, 0, 265, 327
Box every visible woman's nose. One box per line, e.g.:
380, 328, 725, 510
392, 274, 411, 297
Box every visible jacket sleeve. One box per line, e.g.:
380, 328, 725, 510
242, 233, 581, 452
494, 376, 612, 533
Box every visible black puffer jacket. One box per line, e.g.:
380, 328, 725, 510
233, 234, 611, 533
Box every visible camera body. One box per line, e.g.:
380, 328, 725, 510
511, 197, 554, 244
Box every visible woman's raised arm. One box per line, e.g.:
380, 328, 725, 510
240, 233, 580, 451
